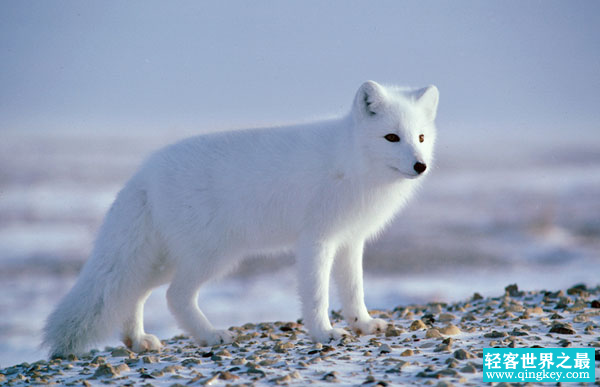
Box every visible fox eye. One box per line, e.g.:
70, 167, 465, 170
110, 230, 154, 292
384, 133, 400, 143
419, 134, 425, 143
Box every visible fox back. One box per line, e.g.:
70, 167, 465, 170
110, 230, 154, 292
142, 81, 438, 254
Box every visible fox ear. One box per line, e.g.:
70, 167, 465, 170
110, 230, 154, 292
415, 85, 439, 121
354, 80, 386, 118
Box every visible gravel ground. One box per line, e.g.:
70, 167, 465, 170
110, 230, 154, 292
1, 284, 599, 386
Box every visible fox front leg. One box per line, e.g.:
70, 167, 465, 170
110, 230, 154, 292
296, 240, 350, 342
333, 241, 387, 335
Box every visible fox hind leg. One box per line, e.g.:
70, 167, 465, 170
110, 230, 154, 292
166, 266, 234, 347
121, 290, 162, 352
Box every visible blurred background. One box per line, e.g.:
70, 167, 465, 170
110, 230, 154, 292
1, 1, 599, 366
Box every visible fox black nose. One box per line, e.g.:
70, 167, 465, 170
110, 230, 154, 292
413, 162, 427, 174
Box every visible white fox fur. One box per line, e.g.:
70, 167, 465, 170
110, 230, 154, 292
43, 81, 439, 357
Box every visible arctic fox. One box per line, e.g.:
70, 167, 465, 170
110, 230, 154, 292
43, 80, 439, 357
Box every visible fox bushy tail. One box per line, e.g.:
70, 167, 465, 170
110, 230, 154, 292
43, 182, 153, 357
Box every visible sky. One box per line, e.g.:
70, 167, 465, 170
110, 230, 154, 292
1, 1, 599, 135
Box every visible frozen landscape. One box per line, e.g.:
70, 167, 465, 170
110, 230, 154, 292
1, 284, 599, 386
1, 124, 599, 368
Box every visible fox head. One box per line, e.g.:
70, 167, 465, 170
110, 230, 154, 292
352, 80, 438, 181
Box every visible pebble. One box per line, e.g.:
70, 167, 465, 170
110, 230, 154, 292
439, 324, 461, 335
505, 284, 522, 297
385, 326, 403, 337
142, 355, 159, 364
181, 358, 200, 367
460, 364, 477, 373
438, 313, 456, 322
110, 347, 133, 357
549, 322, 576, 335
527, 306, 543, 314
409, 320, 427, 331
93, 364, 118, 378
273, 341, 294, 353
453, 349, 473, 360
322, 371, 339, 382
434, 343, 452, 353
484, 330, 508, 338
425, 328, 442, 338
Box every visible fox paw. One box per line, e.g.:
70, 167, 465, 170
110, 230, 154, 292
124, 333, 162, 353
195, 329, 235, 347
311, 327, 351, 343
350, 317, 387, 336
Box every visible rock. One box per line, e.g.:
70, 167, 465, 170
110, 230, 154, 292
484, 330, 508, 338
438, 313, 456, 322
410, 320, 427, 331
90, 356, 106, 365
162, 365, 182, 374
558, 339, 571, 348
439, 324, 461, 335
434, 343, 452, 352
472, 292, 483, 301
460, 364, 477, 373
509, 329, 528, 336
322, 371, 339, 382
258, 359, 278, 366
385, 326, 403, 337
379, 344, 392, 354
591, 300, 600, 308
400, 349, 414, 356
215, 349, 231, 357
567, 299, 587, 311
549, 322, 576, 335
246, 365, 266, 377
498, 311, 515, 320
181, 358, 200, 367
505, 284, 523, 297
142, 355, 158, 364
428, 304, 443, 314
218, 371, 239, 380
271, 374, 292, 384
421, 314, 436, 325
567, 284, 587, 296
425, 328, 442, 339
231, 357, 246, 365
111, 347, 133, 357
504, 303, 524, 313
93, 364, 118, 378
453, 349, 473, 360
527, 306, 543, 314
436, 368, 459, 377
273, 341, 294, 353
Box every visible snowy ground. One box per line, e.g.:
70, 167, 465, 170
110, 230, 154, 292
0, 126, 599, 367
1, 285, 599, 386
